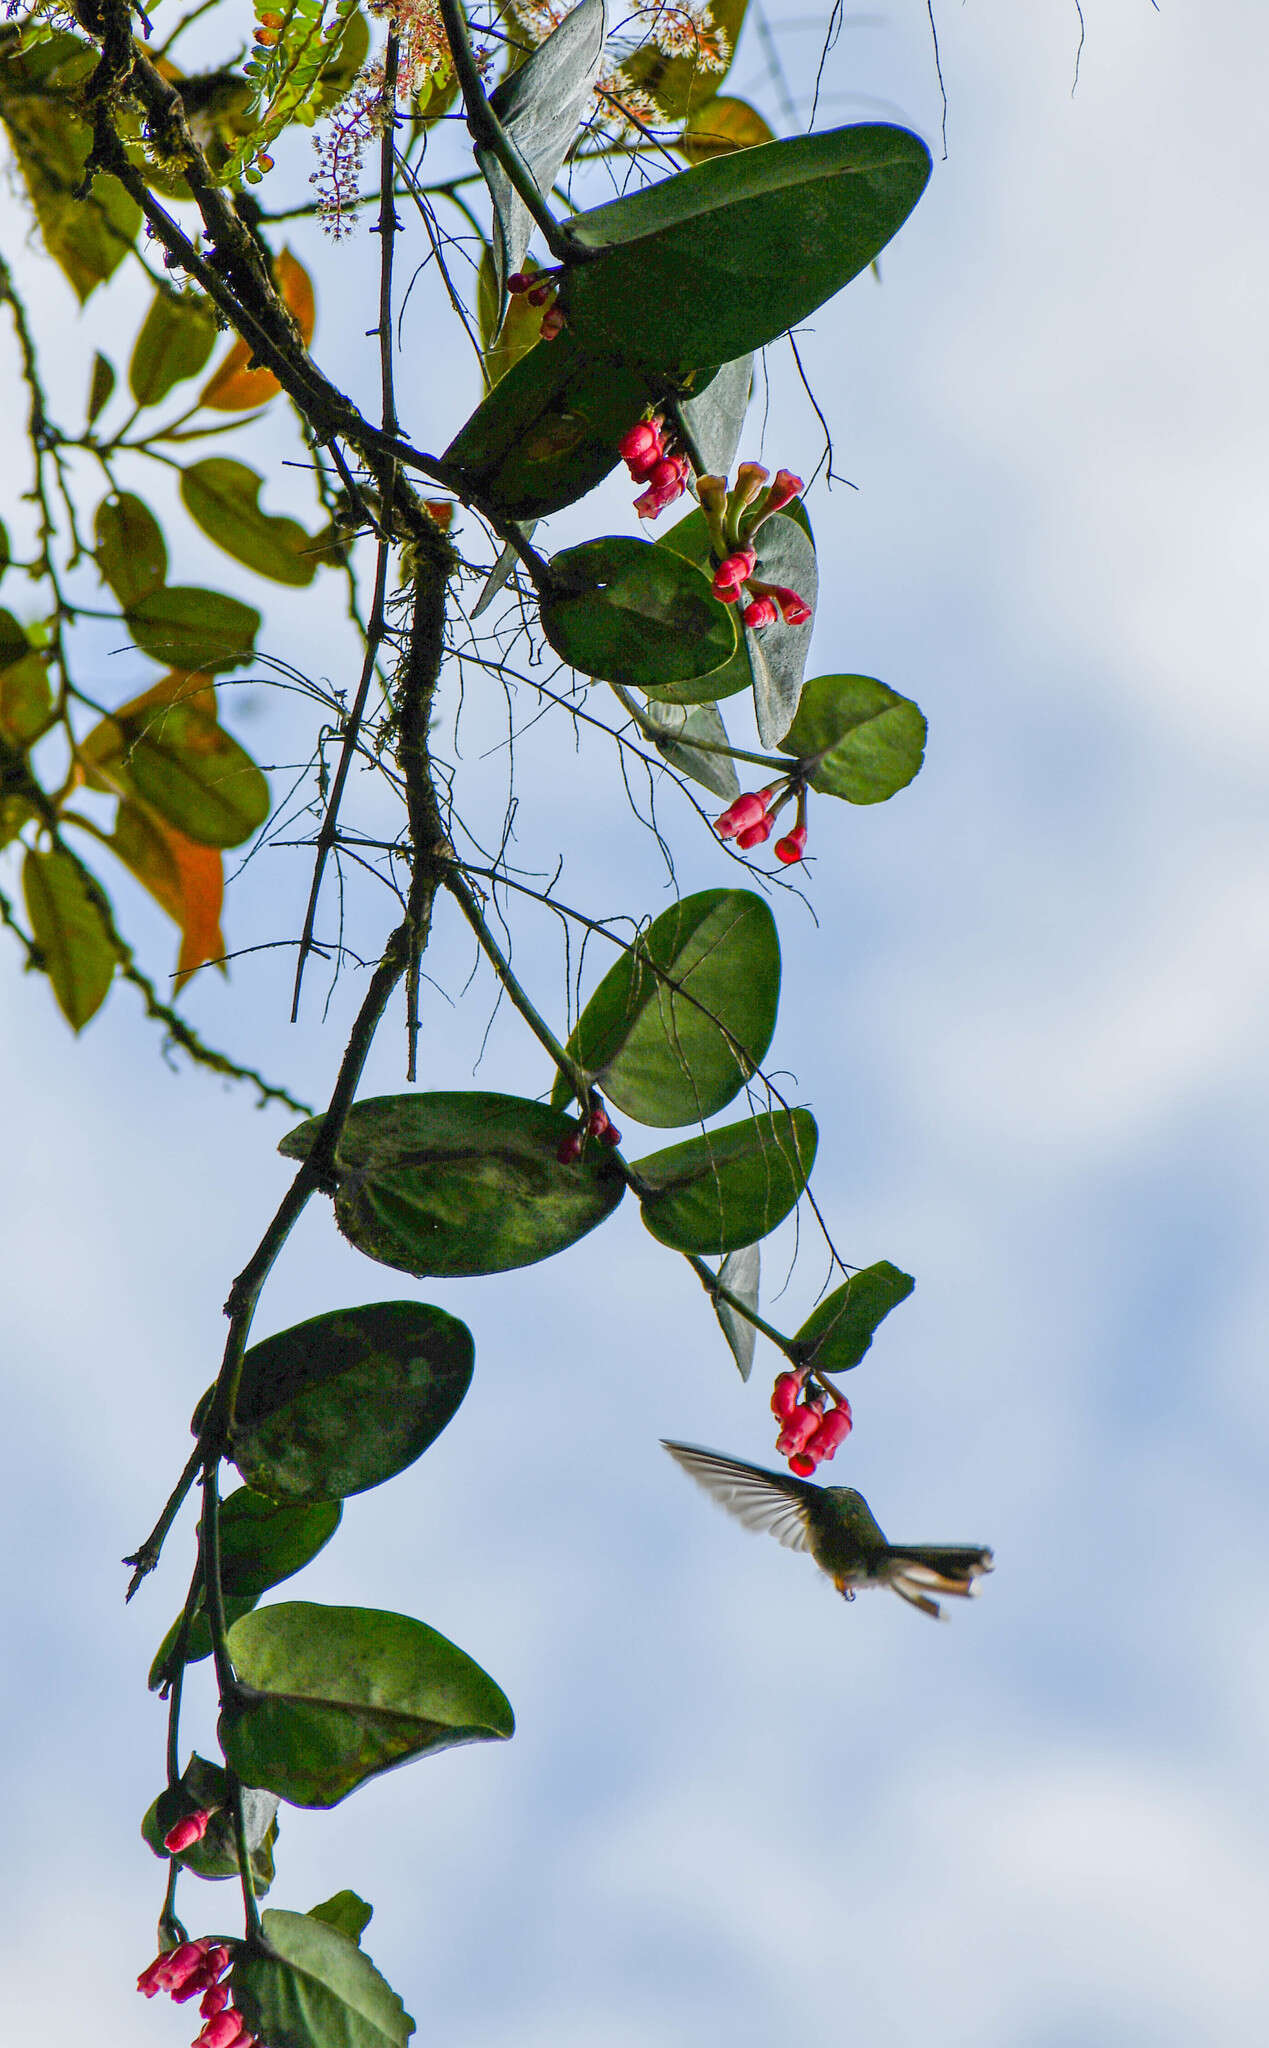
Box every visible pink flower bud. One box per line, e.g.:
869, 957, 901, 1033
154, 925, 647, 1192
557, 1131, 584, 1164
805, 1402, 853, 1462
201, 1984, 232, 2019
770, 1369, 806, 1422
539, 308, 565, 340
149, 1943, 209, 1996
137, 1955, 174, 1999
711, 549, 756, 594
714, 791, 767, 839
770, 585, 812, 626
788, 1451, 817, 1477
743, 597, 778, 631
586, 1108, 610, 1139
196, 2014, 246, 2048
164, 1809, 212, 1855
774, 825, 808, 865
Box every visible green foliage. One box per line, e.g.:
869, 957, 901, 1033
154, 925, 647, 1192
129, 288, 219, 406
149, 1490, 342, 1689
794, 1260, 916, 1372
563, 125, 932, 373
782, 675, 929, 802
125, 587, 262, 675
220, 1602, 514, 1807
91, 686, 270, 848
0, 32, 141, 301
279, 1093, 626, 1276
638, 698, 739, 800
634, 1106, 818, 1254
22, 847, 115, 1029
95, 494, 169, 610
86, 352, 115, 427
233, 1908, 415, 2048
222, 1302, 474, 1502
180, 459, 321, 587
542, 537, 737, 689
308, 1891, 374, 1944
618, 0, 748, 122
551, 889, 779, 1126
676, 353, 753, 475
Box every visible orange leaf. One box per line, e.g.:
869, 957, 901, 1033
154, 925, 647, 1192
199, 248, 316, 411
111, 798, 226, 989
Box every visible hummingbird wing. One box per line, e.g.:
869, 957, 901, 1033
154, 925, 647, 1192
661, 1441, 816, 1553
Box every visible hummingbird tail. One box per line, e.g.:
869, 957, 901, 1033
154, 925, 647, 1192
880, 1546, 994, 1620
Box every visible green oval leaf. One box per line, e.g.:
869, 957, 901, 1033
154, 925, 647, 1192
715, 1241, 760, 1379
542, 536, 736, 689
129, 286, 218, 405
180, 458, 319, 588
794, 1259, 915, 1372
225, 1302, 474, 1503
95, 493, 168, 610
141, 1755, 278, 1889
550, 888, 779, 1127
278, 1093, 625, 1277
564, 123, 932, 372
444, 326, 656, 520
781, 674, 928, 802
675, 352, 752, 476
639, 697, 739, 800
22, 847, 115, 1030
149, 1490, 341, 1691
233, 1908, 414, 2048
633, 1106, 817, 1254
221, 1602, 514, 1809
125, 586, 261, 673
308, 1892, 374, 1945
120, 695, 269, 847
86, 352, 115, 427
0, 649, 53, 746
478, 0, 606, 302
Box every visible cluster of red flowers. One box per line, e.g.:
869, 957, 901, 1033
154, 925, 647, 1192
770, 1369, 852, 1476
137, 1934, 255, 2048
557, 1102, 623, 1164
697, 466, 811, 631
714, 783, 809, 866
617, 417, 692, 520
507, 268, 565, 341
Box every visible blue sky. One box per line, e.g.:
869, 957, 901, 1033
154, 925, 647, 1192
3, 3, 1268, 2042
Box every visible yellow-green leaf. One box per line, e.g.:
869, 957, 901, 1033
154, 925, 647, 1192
180, 459, 318, 587
129, 287, 219, 406
679, 95, 774, 163
95, 494, 168, 610
22, 845, 116, 1030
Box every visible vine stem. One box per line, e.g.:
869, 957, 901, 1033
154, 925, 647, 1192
683, 1253, 801, 1362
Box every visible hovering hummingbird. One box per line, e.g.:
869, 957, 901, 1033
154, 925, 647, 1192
662, 1441, 994, 1620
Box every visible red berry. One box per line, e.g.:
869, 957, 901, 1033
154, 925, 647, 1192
602, 1124, 622, 1147
556, 1131, 584, 1164
507, 272, 532, 293
586, 1107, 609, 1138
773, 826, 808, 865
735, 817, 773, 851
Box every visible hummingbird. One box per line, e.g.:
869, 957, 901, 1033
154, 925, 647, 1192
662, 1442, 994, 1620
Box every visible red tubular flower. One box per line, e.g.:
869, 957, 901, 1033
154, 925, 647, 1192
619, 421, 661, 468
773, 825, 808, 866
742, 597, 778, 631
775, 1401, 824, 1458
714, 790, 769, 839
805, 1401, 853, 1463
711, 549, 756, 597
735, 817, 773, 851
788, 1452, 817, 1477
196, 2014, 246, 2048
769, 585, 812, 626
137, 1955, 176, 1999
770, 1368, 807, 1422
200, 1984, 232, 2020
633, 481, 681, 520
164, 1809, 212, 1855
